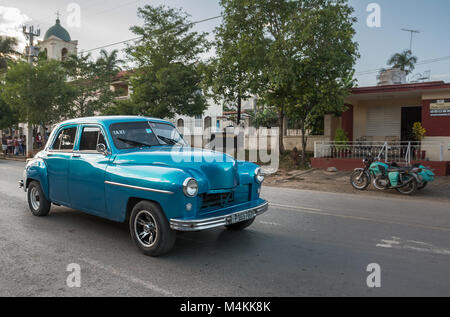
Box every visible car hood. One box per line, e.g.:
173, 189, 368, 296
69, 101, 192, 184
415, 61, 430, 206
112, 147, 239, 190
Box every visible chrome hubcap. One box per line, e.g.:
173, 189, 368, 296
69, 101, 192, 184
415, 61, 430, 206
30, 187, 40, 210
135, 210, 158, 248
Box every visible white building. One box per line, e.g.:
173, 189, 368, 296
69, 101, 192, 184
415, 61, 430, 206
38, 17, 78, 61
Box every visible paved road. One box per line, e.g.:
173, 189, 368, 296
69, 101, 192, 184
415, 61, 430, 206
0, 159, 449, 296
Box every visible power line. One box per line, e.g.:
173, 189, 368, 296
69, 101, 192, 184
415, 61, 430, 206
82, 0, 143, 19
356, 55, 450, 76
78, 15, 223, 55
31, 0, 112, 26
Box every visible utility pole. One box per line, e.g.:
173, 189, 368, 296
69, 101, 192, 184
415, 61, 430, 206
22, 25, 40, 158
401, 28, 420, 52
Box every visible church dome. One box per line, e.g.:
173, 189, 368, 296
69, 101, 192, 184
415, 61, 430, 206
44, 18, 71, 42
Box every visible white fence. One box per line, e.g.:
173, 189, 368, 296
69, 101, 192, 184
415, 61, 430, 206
314, 141, 447, 163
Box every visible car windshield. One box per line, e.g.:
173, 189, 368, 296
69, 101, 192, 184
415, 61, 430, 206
110, 121, 188, 150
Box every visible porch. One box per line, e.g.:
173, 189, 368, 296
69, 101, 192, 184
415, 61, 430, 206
311, 141, 450, 176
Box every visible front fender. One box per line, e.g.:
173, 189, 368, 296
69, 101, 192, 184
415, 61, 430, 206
104, 164, 198, 222
236, 161, 260, 184
25, 158, 50, 200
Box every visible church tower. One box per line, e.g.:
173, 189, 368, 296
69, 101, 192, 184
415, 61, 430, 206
38, 15, 78, 61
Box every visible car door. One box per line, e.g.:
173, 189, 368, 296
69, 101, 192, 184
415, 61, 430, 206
44, 125, 78, 205
68, 125, 111, 216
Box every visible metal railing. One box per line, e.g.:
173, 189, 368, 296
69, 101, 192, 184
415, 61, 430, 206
314, 141, 446, 163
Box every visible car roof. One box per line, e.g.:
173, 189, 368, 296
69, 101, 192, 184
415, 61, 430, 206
57, 116, 173, 127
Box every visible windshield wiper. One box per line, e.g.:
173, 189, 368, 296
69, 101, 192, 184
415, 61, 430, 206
157, 135, 180, 146
117, 137, 152, 148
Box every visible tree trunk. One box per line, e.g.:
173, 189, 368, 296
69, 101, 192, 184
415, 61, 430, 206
237, 94, 242, 125
300, 123, 308, 165
278, 105, 285, 154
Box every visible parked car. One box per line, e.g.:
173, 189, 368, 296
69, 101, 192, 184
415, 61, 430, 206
20, 116, 269, 256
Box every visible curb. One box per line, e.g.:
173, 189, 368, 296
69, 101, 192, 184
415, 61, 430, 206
0, 156, 27, 162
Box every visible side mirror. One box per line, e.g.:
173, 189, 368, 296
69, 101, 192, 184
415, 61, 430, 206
96, 143, 108, 155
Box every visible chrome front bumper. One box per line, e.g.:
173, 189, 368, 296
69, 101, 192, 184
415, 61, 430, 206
170, 201, 269, 231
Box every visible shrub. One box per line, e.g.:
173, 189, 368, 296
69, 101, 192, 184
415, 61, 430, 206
412, 122, 426, 141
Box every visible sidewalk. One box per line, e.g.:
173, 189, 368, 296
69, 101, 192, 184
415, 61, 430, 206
0, 150, 41, 162
265, 168, 450, 204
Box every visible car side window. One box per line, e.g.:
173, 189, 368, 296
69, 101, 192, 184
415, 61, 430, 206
79, 127, 107, 152
52, 127, 77, 151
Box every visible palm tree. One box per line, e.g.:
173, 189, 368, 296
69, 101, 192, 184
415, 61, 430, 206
96, 49, 124, 76
0, 37, 19, 72
387, 50, 418, 75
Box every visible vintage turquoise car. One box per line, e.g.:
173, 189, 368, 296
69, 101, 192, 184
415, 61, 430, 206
20, 116, 269, 256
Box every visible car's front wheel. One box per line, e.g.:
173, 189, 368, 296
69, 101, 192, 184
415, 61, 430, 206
27, 181, 51, 217
129, 201, 176, 257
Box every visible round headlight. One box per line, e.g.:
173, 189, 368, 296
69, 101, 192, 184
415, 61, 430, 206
255, 167, 265, 183
183, 178, 198, 197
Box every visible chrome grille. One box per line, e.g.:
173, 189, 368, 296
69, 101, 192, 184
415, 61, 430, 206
201, 192, 235, 209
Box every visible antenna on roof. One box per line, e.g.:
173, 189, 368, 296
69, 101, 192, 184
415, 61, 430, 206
401, 28, 421, 52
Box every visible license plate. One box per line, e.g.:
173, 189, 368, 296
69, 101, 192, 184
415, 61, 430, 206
231, 210, 256, 224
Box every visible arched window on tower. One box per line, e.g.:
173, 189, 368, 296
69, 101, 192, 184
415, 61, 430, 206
61, 48, 68, 61
44, 48, 48, 59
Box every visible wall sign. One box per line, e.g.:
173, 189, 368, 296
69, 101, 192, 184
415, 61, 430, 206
430, 99, 450, 116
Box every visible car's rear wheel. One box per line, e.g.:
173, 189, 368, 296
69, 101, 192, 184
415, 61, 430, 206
225, 218, 255, 231
129, 201, 176, 257
27, 181, 51, 217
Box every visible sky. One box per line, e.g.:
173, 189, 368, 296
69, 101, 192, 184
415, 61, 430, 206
1, 0, 450, 86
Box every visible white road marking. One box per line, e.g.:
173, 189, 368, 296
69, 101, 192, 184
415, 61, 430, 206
376, 237, 450, 256
376, 237, 401, 248
81, 257, 175, 296
259, 221, 282, 227
270, 203, 450, 232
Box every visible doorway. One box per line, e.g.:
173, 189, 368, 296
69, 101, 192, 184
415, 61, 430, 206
401, 107, 422, 141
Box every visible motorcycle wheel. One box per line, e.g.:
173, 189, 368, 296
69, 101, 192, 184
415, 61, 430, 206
396, 178, 418, 195
350, 170, 370, 190
418, 182, 428, 190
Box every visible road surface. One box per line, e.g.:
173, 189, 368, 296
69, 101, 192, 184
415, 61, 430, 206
0, 159, 449, 296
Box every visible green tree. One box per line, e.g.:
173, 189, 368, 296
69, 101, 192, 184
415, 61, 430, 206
218, 0, 358, 157
2, 60, 73, 127
96, 49, 124, 77
249, 106, 279, 129
0, 94, 18, 130
62, 52, 122, 117
0, 37, 19, 72
126, 5, 210, 118
204, 7, 262, 125
103, 98, 138, 116
387, 49, 418, 75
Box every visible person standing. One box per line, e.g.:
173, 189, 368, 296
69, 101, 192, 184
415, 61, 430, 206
7, 136, 13, 156
1, 135, 7, 156
18, 135, 24, 156
14, 136, 19, 156
36, 133, 43, 149
22, 135, 26, 156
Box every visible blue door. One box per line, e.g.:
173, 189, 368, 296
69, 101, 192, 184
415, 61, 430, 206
69, 126, 110, 216
45, 125, 78, 205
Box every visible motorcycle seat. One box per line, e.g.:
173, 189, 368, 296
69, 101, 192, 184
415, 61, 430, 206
387, 167, 408, 173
